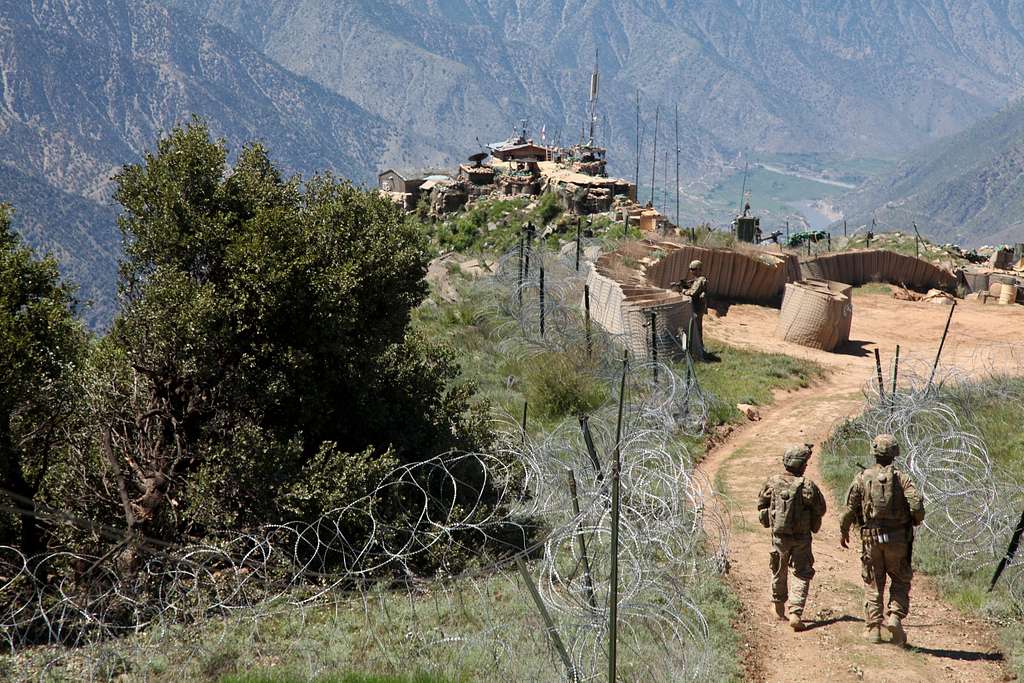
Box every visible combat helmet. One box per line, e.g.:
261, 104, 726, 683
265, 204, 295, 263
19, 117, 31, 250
689, 259, 703, 271
871, 434, 899, 463
783, 443, 813, 471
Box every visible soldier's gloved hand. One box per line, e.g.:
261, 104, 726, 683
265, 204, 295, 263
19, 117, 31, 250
840, 532, 850, 549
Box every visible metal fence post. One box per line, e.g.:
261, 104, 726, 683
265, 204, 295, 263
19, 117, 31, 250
608, 350, 628, 683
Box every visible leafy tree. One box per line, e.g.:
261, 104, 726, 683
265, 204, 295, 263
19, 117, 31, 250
74, 121, 493, 565
0, 204, 85, 554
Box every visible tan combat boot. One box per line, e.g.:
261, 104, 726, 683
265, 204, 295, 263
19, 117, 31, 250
886, 614, 907, 646
788, 613, 806, 632
773, 602, 786, 620
863, 625, 881, 643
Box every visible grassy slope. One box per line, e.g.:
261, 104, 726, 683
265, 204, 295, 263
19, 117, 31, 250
821, 379, 1024, 675
176, 267, 818, 682
7, 215, 822, 681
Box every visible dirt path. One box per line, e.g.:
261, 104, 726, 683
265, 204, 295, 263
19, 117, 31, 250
699, 293, 1024, 682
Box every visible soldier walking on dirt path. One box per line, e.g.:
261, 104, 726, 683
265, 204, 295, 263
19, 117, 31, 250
757, 444, 827, 632
840, 434, 925, 646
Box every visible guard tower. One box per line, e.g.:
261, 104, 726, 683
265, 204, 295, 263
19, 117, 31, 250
732, 202, 761, 243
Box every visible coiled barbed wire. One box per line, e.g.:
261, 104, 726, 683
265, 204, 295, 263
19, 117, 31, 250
1, 239, 727, 682
827, 352, 1024, 610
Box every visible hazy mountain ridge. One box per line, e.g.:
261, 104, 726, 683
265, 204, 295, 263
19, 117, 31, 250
0, 0, 396, 326
841, 96, 1024, 247
169, 0, 1024, 182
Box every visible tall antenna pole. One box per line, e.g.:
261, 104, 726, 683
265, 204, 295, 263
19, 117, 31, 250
663, 150, 669, 216
737, 160, 749, 215
674, 103, 680, 230
588, 48, 599, 146
634, 90, 641, 192
649, 105, 660, 206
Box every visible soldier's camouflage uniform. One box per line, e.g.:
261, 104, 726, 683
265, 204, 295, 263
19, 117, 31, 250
757, 447, 827, 621
840, 439, 925, 635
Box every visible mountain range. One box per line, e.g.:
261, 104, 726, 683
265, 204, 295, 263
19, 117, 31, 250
841, 96, 1024, 247
5, 0, 1024, 325
0, 0, 396, 326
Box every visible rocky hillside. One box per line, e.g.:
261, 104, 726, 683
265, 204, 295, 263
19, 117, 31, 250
840, 97, 1024, 247
0, 0, 395, 327
170, 0, 1024, 181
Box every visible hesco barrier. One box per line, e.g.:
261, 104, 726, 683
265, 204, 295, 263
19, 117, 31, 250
799, 249, 956, 292
643, 242, 797, 303
776, 279, 853, 352
586, 260, 692, 360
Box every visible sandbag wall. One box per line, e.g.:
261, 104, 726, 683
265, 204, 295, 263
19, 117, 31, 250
776, 279, 853, 352
643, 243, 795, 303
800, 249, 956, 292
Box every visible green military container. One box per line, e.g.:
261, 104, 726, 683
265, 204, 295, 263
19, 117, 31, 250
734, 215, 760, 243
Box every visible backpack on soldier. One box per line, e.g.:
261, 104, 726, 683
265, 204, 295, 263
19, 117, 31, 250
770, 476, 804, 534
862, 465, 906, 525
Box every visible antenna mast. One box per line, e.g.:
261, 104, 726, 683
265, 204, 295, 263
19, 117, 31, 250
674, 103, 680, 230
588, 49, 599, 146
634, 90, 641, 191
649, 105, 659, 206
737, 160, 749, 215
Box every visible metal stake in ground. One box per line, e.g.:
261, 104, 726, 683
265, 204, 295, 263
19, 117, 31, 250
584, 284, 592, 359
521, 400, 528, 445
890, 344, 900, 414
515, 556, 577, 681
567, 470, 598, 609
575, 217, 582, 271
990, 508, 1024, 592
578, 414, 603, 482
608, 350, 628, 683
873, 348, 885, 400
928, 301, 956, 388
649, 310, 658, 383
517, 237, 525, 308
539, 263, 545, 338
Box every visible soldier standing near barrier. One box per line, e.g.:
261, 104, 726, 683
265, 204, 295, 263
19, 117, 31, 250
757, 444, 827, 631
840, 434, 925, 646
680, 259, 707, 360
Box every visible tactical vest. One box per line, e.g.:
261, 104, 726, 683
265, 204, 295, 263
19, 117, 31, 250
860, 464, 910, 528
768, 474, 810, 535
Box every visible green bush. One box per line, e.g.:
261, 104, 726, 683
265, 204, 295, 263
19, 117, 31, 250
524, 352, 607, 421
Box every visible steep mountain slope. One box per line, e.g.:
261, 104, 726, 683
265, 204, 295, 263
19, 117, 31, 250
0, 0, 396, 327
170, 0, 1024, 181
841, 97, 1024, 247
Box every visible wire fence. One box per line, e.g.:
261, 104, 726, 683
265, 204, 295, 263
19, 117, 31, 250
826, 351, 1024, 609
1, 240, 727, 681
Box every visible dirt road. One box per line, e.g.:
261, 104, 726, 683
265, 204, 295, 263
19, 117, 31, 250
699, 292, 1024, 682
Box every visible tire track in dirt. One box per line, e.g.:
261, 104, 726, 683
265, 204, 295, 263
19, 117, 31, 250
699, 294, 1024, 682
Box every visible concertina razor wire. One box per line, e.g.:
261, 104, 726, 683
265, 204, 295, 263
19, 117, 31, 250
2, 239, 727, 682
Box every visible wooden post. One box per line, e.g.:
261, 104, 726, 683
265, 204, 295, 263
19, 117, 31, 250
843, 219, 847, 237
